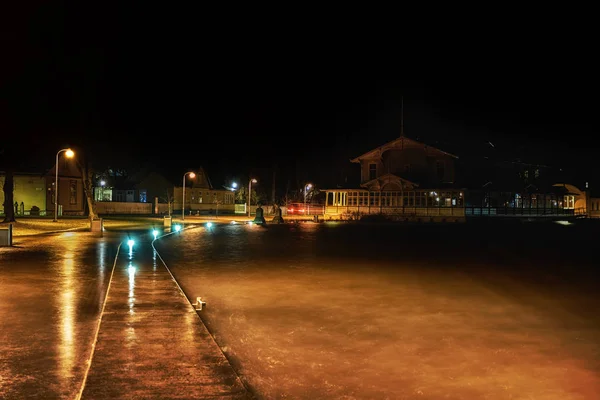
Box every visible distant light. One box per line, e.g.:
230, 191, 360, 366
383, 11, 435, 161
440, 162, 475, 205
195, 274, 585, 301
206, 222, 213, 228
436, 197, 440, 202
554, 220, 572, 226
189, 172, 196, 179
127, 239, 135, 247
230, 220, 236, 224
152, 229, 158, 238
175, 225, 181, 232
100, 180, 106, 186
251, 178, 257, 183
65, 149, 75, 158
232, 182, 238, 188
248, 221, 253, 225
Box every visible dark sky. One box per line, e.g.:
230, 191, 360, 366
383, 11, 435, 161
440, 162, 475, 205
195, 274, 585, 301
3, 5, 599, 190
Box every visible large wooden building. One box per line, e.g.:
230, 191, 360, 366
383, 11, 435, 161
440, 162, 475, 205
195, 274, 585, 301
324, 135, 466, 221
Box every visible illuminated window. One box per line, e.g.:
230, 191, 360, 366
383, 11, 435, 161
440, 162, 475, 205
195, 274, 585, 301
139, 190, 147, 203
69, 180, 77, 205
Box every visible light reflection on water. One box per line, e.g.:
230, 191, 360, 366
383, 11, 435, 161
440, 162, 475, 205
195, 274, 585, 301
58, 246, 75, 381
128, 263, 136, 315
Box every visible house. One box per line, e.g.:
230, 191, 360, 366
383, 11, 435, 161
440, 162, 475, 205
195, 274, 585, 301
460, 154, 590, 218
0, 156, 85, 217
322, 134, 592, 221
588, 187, 600, 219
46, 158, 86, 216
93, 167, 173, 215
323, 135, 466, 221
0, 172, 47, 216
173, 166, 236, 215
91, 165, 236, 216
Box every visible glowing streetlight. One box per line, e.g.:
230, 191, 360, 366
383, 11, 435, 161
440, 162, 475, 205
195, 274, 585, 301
182, 171, 196, 221
100, 180, 106, 202
304, 183, 312, 216
248, 178, 257, 217
229, 182, 238, 213
54, 148, 75, 222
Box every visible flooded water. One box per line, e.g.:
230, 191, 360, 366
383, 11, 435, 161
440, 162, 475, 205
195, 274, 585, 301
153, 219, 600, 399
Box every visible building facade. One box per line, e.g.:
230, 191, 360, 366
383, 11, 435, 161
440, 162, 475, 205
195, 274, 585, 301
324, 136, 466, 221
0, 157, 85, 217
0, 173, 47, 216
173, 167, 236, 215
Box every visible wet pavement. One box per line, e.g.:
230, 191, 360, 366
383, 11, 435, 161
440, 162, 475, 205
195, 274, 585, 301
0, 232, 117, 399
0, 225, 252, 400
79, 229, 250, 399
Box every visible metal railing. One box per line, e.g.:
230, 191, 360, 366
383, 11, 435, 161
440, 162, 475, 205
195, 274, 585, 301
464, 206, 581, 217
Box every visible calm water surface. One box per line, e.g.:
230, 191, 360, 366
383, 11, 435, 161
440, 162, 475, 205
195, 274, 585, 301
154, 220, 600, 399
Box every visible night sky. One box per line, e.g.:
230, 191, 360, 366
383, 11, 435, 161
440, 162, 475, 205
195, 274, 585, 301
3, 5, 599, 192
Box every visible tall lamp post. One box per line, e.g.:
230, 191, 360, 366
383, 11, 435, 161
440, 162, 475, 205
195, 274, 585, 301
248, 178, 257, 217
182, 171, 196, 221
304, 183, 312, 216
231, 182, 238, 209
100, 180, 106, 201
54, 148, 75, 222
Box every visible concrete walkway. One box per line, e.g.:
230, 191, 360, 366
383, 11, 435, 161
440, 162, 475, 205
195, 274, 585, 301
79, 231, 252, 399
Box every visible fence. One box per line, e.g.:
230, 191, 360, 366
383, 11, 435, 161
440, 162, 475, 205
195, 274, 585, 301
464, 207, 584, 217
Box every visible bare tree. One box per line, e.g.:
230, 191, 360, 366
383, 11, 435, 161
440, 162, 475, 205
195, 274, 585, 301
1, 143, 16, 223
75, 156, 97, 220
2, 168, 16, 223
160, 189, 174, 216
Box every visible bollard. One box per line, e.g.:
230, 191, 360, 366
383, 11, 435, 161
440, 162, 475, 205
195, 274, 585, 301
194, 297, 207, 311
0, 224, 13, 247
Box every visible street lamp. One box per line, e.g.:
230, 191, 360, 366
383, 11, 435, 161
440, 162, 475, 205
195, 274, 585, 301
182, 171, 196, 221
54, 148, 74, 222
248, 178, 257, 217
230, 182, 238, 210
100, 180, 106, 202
304, 183, 312, 216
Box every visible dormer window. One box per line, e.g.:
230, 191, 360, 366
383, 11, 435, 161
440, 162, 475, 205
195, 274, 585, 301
369, 163, 377, 180
436, 160, 445, 180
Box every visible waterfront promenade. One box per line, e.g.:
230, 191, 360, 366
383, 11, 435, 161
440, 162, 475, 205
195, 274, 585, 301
0, 218, 253, 400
